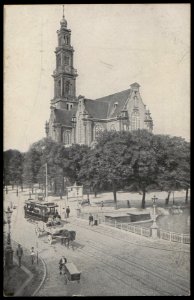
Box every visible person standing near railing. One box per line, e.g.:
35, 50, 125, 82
89, 214, 94, 226
30, 247, 36, 265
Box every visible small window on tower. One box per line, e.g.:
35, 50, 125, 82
65, 81, 70, 95
64, 56, 70, 65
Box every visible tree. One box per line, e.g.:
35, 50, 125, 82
4, 150, 24, 188
129, 130, 159, 209
22, 150, 39, 192
60, 144, 90, 185
155, 135, 190, 205
79, 131, 134, 208
30, 138, 64, 195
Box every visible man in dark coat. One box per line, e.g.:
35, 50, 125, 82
16, 244, 23, 267
66, 206, 70, 218
59, 256, 67, 275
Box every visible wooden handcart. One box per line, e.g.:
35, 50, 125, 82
64, 262, 81, 284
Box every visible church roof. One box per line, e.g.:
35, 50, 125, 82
84, 89, 132, 119
54, 107, 77, 126
84, 99, 109, 119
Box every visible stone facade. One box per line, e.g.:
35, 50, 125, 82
45, 16, 153, 147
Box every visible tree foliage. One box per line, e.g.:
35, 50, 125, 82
4, 131, 190, 206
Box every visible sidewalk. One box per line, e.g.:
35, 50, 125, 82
4, 238, 46, 296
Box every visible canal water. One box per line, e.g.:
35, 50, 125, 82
135, 208, 190, 234
156, 208, 190, 234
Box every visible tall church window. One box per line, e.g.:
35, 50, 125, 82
131, 111, 140, 130
134, 96, 138, 107
64, 130, 71, 145
95, 124, 103, 139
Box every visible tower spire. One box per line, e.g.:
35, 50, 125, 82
62, 4, 64, 19
60, 4, 67, 28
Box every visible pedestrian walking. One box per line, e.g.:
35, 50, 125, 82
101, 201, 104, 209
66, 206, 70, 218
30, 247, 36, 265
16, 244, 23, 267
59, 256, 67, 275
89, 214, 94, 226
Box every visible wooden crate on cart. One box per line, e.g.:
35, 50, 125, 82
64, 262, 81, 282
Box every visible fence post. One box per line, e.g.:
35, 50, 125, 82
169, 232, 172, 242
115, 220, 116, 228
181, 234, 184, 244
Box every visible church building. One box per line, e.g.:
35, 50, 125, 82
45, 14, 153, 147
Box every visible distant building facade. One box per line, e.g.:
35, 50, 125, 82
45, 15, 153, 147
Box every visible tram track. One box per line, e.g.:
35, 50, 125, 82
86, 237, 189, 287
75, 236, 188, 296
70, 219, 189, 295
84, 239, 189, 295
7, 191, 189, 296
76, 246, 149, 296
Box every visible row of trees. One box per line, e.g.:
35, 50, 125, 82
4, 130, 190, 208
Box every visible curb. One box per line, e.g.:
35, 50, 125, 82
32, 256, 47, 296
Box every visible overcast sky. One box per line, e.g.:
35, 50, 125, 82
4, 4, 190, 152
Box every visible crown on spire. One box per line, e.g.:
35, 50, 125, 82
60, 5, 67, 28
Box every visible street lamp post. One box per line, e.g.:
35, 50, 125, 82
151, 195, 158, 239
4, 207, 14, 268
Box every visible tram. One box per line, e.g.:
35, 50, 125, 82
24, 200, 59, 222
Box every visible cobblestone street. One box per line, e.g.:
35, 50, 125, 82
4, 189, 190, 296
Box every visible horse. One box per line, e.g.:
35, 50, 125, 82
54, 229, 76, 248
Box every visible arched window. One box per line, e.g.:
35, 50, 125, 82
131, 111, 140, 130
95, 124, 103, 139
134, 96, 138, 107
65, 81, 70, 95
64, 56, 70, 65
64, 130, 71, 145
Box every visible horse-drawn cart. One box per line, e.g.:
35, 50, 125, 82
35, 222, 76, 246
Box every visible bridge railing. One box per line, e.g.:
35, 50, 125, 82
78, 212, 151, 238
159, 230, 190, 244
78, 212, 190, 243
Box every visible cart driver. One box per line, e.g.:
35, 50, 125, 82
59, 256, 67, 275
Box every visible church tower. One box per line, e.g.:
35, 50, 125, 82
50, 9, 78, 110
